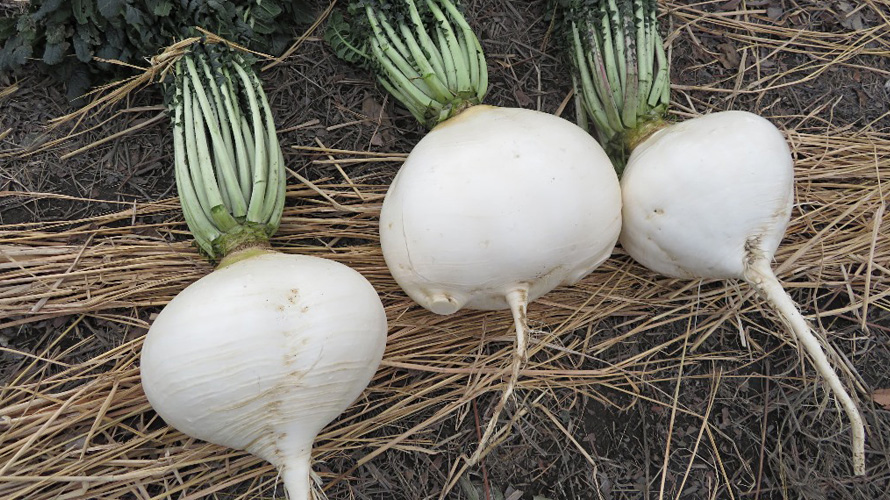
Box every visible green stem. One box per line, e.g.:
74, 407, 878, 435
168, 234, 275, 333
168, 47, 286, 260
620, 16, 639, 129
370, 37, 438, 118
587, 26, 622, 136
561, 0, 670, 172
429, 0, 469, 94
572, 23, 609, 135
200, 58, 238, 190
366, 6, 436, 101
439, 0, 479, 87
241, 116, 256, 169
220, 65, 252, 201
173, 79, 219, 255
399, 22, 453, 101
182, 69, 235, 231
185, 55, 247, 218
253, 68, 285, 227
635, 0, 652, 113
406, 0, 448, 81
378, 76, 429, 124
190, 89, 238, 231
645, 0, 670, 111
571, 74, 589, 134
600, 4, 622, 108
231, 62, 269, 224
608, 0, 626, 96
433, 22, 458, 92
473, 35, 488, 101
329, 0, 488, 128
180, 67, 212, 217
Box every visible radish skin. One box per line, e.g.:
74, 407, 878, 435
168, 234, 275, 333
619, 111, 866, 475
141, 251, 388, 499
380, 106, 621, 314
380, 105, 622, 462
619, 112, 793, 280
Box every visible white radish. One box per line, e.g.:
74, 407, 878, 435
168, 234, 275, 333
330, 0, 622, 463
142, 250, 387, 500
380, 105, 622, 461
619, 110, 866, 475
562, 0, 866, 474
141, 51, 388, 499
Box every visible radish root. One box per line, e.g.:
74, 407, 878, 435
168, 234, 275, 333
744, 256, 866, 476
468, 287, 529, 466
282, 453, 312, 500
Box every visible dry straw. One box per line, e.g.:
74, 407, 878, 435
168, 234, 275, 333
1, 1, 889, 498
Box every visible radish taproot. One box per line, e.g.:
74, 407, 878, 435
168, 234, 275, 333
140, 51, 388, 499
558, 0, 865, 475
328, 0, 622, 462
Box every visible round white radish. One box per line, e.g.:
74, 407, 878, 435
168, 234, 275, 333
331, 0, 623, 464
381, 105, 621, 313
620, 111, 794, 279
619, 110, 865, 475
141, 250, 387, 500
379, 105, 622, 461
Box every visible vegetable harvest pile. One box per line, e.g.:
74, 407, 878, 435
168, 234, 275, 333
0, 0, 880, 497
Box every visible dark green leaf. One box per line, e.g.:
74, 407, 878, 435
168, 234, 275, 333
325, 10, 368, 65
42, 41, 68, 65
72, 0, 94, 25
1, 0, 314, 90
32, 0, 65, 22
76, 22, 100, 46
0, 36, 33, 71
15, 15, 37, 37
45, 23, 68, 45
290, 0, 316, 24
255, 1, 282, 19
123, 5, 147, 28
94, 44, 118, 61
97, 0, 125, 20
0, 17, 18, 41
150, 0, 174, 17
49, 7, 73, 24
104, 25, 124, 53
72, 32, 92, 62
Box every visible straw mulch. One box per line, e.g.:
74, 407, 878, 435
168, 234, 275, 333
1, 1, 889, 499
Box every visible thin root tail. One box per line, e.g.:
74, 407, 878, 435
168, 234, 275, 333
745, 258, 866, 476
467, 287, 529, 466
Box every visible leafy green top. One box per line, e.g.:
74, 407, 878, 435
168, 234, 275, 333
556, 0, 670, 172
326, 0, 487, 128
0, 0, 311, 101
168, 48, 285, 260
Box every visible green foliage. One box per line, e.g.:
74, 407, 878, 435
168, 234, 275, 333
553, 0, 669, 170
324, 10, 369, 65
0, 0, 314, 102
170, 50, 287, 257
327, 0, 488, 128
